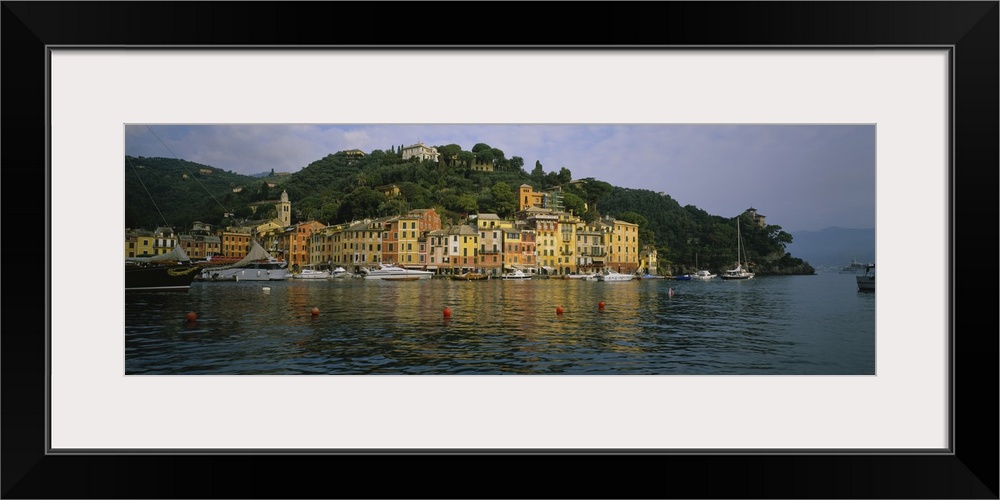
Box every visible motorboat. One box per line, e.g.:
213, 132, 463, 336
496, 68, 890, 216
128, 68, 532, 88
692, 269, 716, 280
501, 269, 532, 280
856, 263, 875, 292
840, 259, 869, 274
361, 264, 433, 280
329, 266, 351, 278
563, 272, 596, 280
452, 272, 489, 281
293, 266, 331, 279
596, 270, 634, 282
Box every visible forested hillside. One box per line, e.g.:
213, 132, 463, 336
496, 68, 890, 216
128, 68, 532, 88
125, 143, 814, 275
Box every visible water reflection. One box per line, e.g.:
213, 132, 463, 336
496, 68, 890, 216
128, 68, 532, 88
125, 274, 875, 375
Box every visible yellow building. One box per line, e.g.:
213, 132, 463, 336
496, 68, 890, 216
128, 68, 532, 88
446, 224, 479, 274
606, 218, 640, 274
309, 224, 345, 267
528, 213, 559, 274
518, 184, 546, 212
344, 219, 384, 271
555, 212, 581, 275
475, 213, 512, 275
218, 229, 255, 258
574, 222, 606, 272
383, 214, 423, 268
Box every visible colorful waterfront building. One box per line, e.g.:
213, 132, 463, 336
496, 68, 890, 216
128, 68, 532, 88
527, 211, 559, 275
574, 221, 606, 272
605, 217, 640, 274
445, 224, 479, 274
309, 223, 346, 267
343, 218, 384, 272
474, 213, 511, 276
502, 227, 536, 273
555, 211, 581, 275
284, 220, 326, 270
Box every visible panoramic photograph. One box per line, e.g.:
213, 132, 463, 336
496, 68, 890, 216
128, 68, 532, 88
124, 123, 876, 375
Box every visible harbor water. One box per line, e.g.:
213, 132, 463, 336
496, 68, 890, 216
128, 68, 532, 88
125, 272, 875, 375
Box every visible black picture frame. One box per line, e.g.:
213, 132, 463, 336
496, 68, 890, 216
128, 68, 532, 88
4, 2, 997, 498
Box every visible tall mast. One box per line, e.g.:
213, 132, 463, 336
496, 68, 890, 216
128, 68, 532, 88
737, 218, 742, 269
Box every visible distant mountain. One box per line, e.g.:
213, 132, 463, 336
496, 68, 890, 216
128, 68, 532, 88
786, 227, 875, 270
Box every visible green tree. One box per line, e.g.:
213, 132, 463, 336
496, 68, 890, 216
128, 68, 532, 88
562, 192, 586, 217
530, 161, 545, 183
509, 156, 525, 173
437, 144, 462, 166
579, 178, 613, 217
489, 181, 517, 218
557, 167, 572, 185
456, 151, 475, 169
337, 186, 384, 221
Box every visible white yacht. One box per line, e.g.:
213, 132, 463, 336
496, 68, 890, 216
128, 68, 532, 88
596, 270, 635, 282
361, 264, 433, 280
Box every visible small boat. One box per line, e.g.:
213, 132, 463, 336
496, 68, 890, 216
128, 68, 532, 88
382, 276, 421, 282
856, 263, 875, 292
452, 272, 489, 281
641, 273, 664, 279
563, 272, 596, 280
125, 245, 201, 291
691, 254, 716, 280
596, 270, 635, 282
329, 266, 351, 279
720, 218, 754, 280
292, 266, 331, 280
840, 259, 869, 274
501, 269, 532, 280
361, 263, 433, 280
674, 274, 692, 281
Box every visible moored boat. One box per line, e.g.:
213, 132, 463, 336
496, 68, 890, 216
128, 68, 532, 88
720, 218, 754, 280
199, 240, 289, 281
501, 269, 532, 280
292, 266, 331, 280
856, 263, 875, 292
596, 270, 635, 282
125, 245, 201, 291
360, 263, 433, 280
452, 272, 489, 281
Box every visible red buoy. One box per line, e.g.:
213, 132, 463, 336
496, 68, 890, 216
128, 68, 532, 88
443, 307, 452, 319
556, 306, 564, 315
185, 311, 197, 322
598, 301, 605, 311
311, 307, 320, 316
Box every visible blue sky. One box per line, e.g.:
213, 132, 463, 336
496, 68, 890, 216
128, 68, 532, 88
125, 124, 875, 233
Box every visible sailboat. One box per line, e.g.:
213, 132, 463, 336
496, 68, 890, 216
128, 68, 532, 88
199, 239, 289, 281
692, 253, 716, 280
125, 154, 203, 291
720, 218, 754, 280
125, 244, 201, 291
